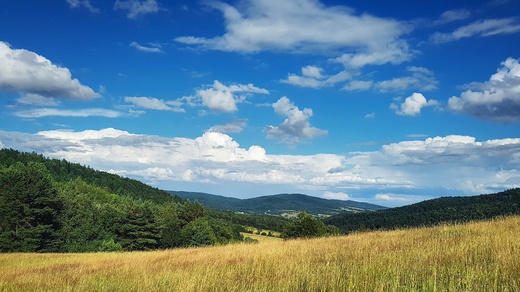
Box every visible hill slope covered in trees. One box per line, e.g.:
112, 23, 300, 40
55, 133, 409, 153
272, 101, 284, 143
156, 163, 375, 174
324, 188, 520, 233
0, 149, 286, 252
0, 149, 180, 204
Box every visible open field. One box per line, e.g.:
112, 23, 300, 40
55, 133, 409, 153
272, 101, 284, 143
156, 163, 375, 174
241, 232, 282, 243
1, 216, 519, 291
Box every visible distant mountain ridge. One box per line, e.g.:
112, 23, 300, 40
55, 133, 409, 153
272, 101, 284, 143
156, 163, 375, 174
168, 191, 386, 217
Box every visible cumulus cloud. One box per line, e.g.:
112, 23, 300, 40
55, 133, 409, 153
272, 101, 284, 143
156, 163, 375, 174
125, 96, 184, 112
0, 41, 100, 100
447, 57, 520, 123
391, 93, 439, 116
0, 129, 518, 203
66, 0, 99, 13
323, 191, 350, 200
195, 80, 269, 113
130, 42, 163, 53
265, 97, 327, 144
430, 18, 520, 43
348, 135, 520, 195
175, 0, 412, 67
114, 0, 161, 19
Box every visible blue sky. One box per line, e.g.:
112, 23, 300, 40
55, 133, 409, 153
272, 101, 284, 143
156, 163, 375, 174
1, 0, 519, 207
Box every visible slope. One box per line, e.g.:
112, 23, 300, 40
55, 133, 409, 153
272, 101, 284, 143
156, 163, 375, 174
0, 148, 181, 204
324, 188, 520, 232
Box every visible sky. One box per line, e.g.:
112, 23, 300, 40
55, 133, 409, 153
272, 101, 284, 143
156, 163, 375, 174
0, 0, 519, 207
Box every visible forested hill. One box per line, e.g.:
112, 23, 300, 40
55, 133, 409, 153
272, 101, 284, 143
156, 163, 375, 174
324, 188, 520, 233
0, 148, 288, 253
0, 148, 180, 204
170, 191, 386, 217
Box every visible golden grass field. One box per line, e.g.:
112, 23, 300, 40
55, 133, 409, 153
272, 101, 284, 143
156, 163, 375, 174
1, 216, 519, 291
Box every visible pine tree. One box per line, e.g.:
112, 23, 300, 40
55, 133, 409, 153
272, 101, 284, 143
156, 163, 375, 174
0, 162, 62, 252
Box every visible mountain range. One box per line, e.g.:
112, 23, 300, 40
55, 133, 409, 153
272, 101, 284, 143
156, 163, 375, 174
168, 191, 387, 218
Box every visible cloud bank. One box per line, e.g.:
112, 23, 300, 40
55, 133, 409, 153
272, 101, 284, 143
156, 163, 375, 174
1, 128, 517, 206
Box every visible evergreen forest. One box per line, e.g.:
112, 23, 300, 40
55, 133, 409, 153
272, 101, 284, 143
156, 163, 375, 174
0, 149, 288, 252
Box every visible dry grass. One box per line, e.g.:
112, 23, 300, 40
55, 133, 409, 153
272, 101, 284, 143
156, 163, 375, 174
241, 232, 282, 243
1, 216, 519, 291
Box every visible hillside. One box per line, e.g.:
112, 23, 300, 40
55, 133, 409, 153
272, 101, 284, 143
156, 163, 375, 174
169, 191, 387, 217
0, 149, 284, 252
324, 188, 520, 232
0, 148, 181, 204
2, 216, 519, 291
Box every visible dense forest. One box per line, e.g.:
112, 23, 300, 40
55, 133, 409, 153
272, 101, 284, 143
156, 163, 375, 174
324, 188, 520, 233
0, 149, 287, 252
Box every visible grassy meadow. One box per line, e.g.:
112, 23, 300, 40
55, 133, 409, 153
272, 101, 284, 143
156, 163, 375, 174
1, 216, 519, 291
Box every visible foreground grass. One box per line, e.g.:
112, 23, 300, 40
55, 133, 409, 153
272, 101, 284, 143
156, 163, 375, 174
1, 216, 519, 291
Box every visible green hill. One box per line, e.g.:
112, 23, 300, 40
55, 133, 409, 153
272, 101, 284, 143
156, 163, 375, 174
169, 191, 386, 217
0, 149, 284, 252
324, 188, 520, 233
0, 148, 181, 204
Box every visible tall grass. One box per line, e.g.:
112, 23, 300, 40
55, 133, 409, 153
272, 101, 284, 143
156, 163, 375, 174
1, 216, 519, 291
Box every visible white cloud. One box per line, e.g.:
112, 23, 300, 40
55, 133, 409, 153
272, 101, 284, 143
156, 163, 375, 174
14, 108, 123, 118
114, 0, 160, 19
430, 18, 520, 44
125, 96, 184, 112
302, 66, 324, 79
433, 9, 471, 25
349, 135, 520, 195
175, 0, 412, 67
16, 93, 60, 107
281, 66, 354, 88
448, 57, 520, 123
0, 129, 518, 202
130, 42, 163, 53
196, 80, 269, 113
323, 191, 350, 200
208, 119, 248, 133
265, 97, 327, 144
373, 193, 426, 206
0, 41, 100, 100
374, 66, 438, 92
66, 0, 99, 13
391, 93, 439, 116
342, 80, 373, 91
